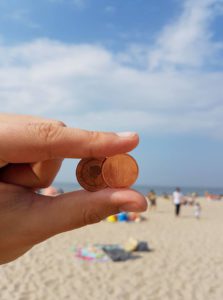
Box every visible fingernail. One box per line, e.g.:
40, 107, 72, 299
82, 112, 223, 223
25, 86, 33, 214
116, 132, 137, 138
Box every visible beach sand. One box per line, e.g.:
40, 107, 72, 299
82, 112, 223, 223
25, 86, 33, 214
1, 197, 223, 300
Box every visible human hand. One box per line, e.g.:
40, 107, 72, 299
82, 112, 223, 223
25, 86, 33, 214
0, 114, 147, 264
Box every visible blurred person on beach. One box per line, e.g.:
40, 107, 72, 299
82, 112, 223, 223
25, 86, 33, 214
194, 202, 201, 219
172, 187, 183, 217
205, 191, 221, 201
185, 192, 197, 206
162, 192, 169, 200
191, 192, 197, 205
0, 114, 147, 264
147, 190, 157, 210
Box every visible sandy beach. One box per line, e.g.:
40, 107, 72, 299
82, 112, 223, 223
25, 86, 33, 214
1, 197, 223, 300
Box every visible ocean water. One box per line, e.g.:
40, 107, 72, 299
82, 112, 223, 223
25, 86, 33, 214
54, 182, 223, 196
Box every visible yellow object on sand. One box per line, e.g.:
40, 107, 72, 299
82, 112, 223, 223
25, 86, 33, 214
124, 238, 139, 252
106, 215, 117, 223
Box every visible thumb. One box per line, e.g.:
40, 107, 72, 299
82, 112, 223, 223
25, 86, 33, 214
27, 189, 147, 244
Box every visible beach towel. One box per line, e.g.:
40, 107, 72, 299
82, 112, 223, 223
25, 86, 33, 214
102, 247, 132, 262
73, 240, 150, 262
73, 245, 109, 262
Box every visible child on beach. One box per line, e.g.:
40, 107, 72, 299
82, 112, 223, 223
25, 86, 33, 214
194, 202, 201, 219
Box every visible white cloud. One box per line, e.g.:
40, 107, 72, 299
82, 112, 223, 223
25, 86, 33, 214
0, 0, 223, 138
148, 0, 223, 70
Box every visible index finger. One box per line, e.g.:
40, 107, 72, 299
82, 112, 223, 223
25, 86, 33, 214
0, 122, 139, 163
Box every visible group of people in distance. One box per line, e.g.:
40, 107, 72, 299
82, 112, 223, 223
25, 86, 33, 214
147, 187, 201, 219
41, 185, 202, 219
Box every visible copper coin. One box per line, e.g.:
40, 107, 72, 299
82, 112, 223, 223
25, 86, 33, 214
76, 157, 107, 192
102, 154, 138, 188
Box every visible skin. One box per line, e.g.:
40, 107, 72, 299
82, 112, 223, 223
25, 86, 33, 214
0, 114, 147, 264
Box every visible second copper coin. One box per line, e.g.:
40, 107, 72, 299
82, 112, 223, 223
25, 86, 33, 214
76, 157, 107, 192
102, 154, 139, 188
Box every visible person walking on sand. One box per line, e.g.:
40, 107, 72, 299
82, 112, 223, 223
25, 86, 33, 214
173, 187, 183, 217
147, 189, 157, 210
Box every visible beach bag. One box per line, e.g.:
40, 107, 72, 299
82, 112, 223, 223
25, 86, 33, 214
136, 241, 150, 252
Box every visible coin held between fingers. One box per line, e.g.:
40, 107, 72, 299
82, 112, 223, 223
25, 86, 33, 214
102, 154, 138, 188
76, 154, 139, 191
76, 157, 107, 192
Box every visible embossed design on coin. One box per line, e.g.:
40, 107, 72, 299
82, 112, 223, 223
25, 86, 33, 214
102, 154, 138, 188
76, 158, 107, 192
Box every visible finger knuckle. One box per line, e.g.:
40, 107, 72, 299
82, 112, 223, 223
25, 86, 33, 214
36, 122, 62, 144
87, 131, 101, 157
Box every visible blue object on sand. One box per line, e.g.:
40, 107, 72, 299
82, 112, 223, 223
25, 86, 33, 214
117, 212, 128, 222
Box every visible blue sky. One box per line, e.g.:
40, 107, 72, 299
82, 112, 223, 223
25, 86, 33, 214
0, 0, 178, 45
1, 0, 223, 187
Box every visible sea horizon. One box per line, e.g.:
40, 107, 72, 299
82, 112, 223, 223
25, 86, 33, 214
54, 182, 223, 196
